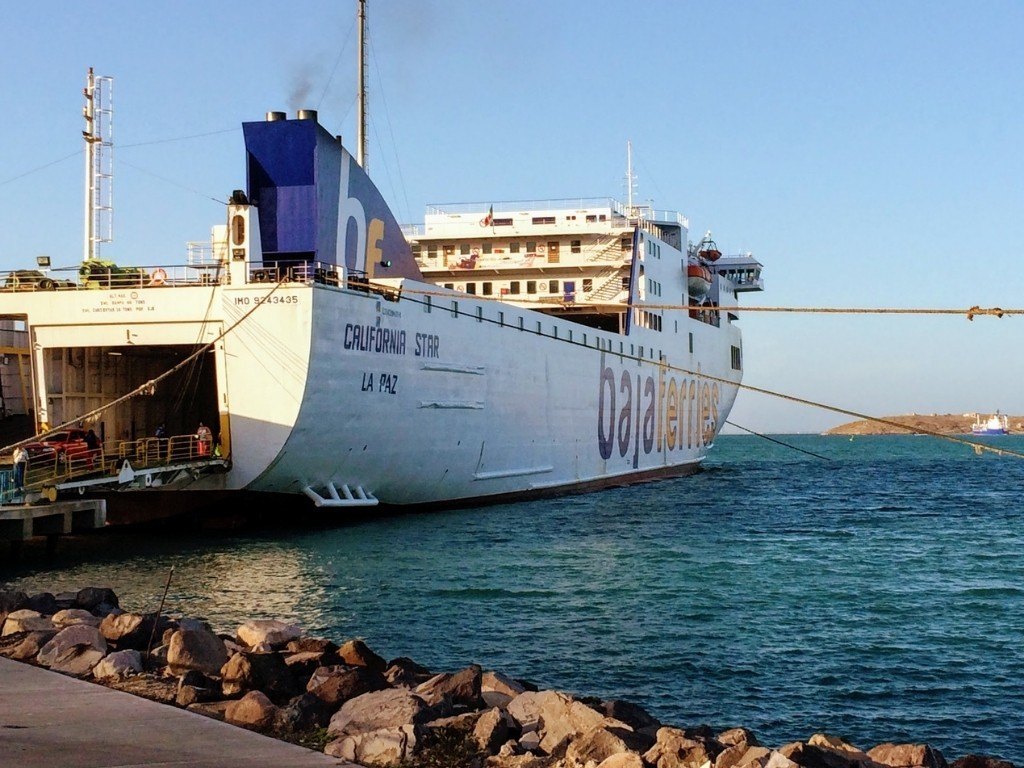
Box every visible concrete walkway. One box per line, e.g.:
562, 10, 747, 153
0, 657, 352, 767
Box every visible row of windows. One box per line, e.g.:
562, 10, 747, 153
416, 239, 591, 260
442, 278, 600, 297
422, 295, 669, 359
645, 240, 662, 259
487, 213, 610, 226
647, 278, 663, 297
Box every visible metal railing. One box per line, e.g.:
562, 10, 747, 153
0, 264, 227, 293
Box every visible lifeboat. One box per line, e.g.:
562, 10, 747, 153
687, 263, 712, 298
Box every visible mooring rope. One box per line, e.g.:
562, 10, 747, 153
723, 420, 834, 462
0, 277, 287, 454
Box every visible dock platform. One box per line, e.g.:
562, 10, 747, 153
0, 499, 106, 556
0, 657, 349, 767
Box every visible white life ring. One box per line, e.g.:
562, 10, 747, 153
150, 268, 167, 286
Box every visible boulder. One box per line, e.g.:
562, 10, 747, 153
385, 656, 433, 687
93, 649, 143, 680
810, 735, 867, 754
0, 590, 29, 619
414, 664, 483, 708
720, 728, 760, 748
338, 638, 387, 672
220, 651, 299, 704
779, 741, 882, 768
37, 625, 107, 676
275, 692, 332, 732
3, 630, 56, 661
37, 624, 107, 663
717, 741, 754, 768
475, 707, 515, 754
325, 724, 419, 765
602, 700, 660, 732
176, 671, 219, 706
567, 725, 653, 766
598, 754, 646, 768
283, 650, 330, 681
507, 690, 627, 755
237, 619, 302, 650
286, 636, 339, 655
763, 752, 801, 768
950, 757, 1015, 768
166, 628, 228, 676
53, 592, 78, 609
644, 726, 722, 768
178, 617, 213, 633
187, 700, 233, 721
307, 664, 389, 708
224, 690, 277, 731
328, 688, 432, 738
25, 592, 57, 616
483, 670, 527, 697
74, 586, 118, 611
3, 609, 55, 636
52, 609, 102, 628
100, 612, 171, 651
867, 745, 947, 768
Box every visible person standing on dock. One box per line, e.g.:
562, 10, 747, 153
12, 446, 27, 491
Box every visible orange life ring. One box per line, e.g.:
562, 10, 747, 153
150, 268, 167, 286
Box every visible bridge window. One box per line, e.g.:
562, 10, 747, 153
460, 243, 470, 255
549, 280, 559, 293
732, 345, 742, 370
510, 242, 520, 253
571, 240, 581, 253
509, 281, 521, 294
526, 281, 537, 295
582, 278, 592, 292
482, 282, 493, 296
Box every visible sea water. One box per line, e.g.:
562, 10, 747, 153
3, 434, 1023, 762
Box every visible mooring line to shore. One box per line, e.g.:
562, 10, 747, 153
0, 277, 289, 455
397, 287, 1016, 321
724, 421, 834, 462
395, 288, 1024, 461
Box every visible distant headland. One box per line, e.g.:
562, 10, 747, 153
826, 413, 1023, 436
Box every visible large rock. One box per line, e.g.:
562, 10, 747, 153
307, 664, 389, 708
644, 726, 722, 768
166, 628, 228, 676
602, 700, 660, 733
100, 612, 171, 651
950, 757, 1015, 768
220, 651, 298, 704
187, 700, 233, 721
414, 664, 483, 708
338, 638, 387, 672
37, 625, 107, 676
3, 610, 55, 636
2, 630, 56, 661
25, 592, 58, 616
93, 649, 143, 680
719, 728, 760, 748
779, 741, 883, 768
325, 725, 419, 766
567, 725, 653, 766
275, 692, 332, 732
385, 656, 433, 688
52, 609, 101, 629
286, 636, 339, 655
867, 745, 947, 768
75, 586, 118, 611
0, 590, 29, 619
224, 690, 278, 731
284, 650, 333, 681
598, 754, 646, 768
475, 707, 516, 754
237, 619, 302, 650
507, 690, 628, 755
328, 688, 432, 738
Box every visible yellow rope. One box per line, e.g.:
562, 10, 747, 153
394, 287, 1013, 320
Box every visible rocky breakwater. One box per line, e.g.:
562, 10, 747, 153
0, 587, 1016, 768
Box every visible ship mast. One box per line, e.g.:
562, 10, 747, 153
626, 140, 638, 218
82, 68, 114, 262
357, 0, 368, 172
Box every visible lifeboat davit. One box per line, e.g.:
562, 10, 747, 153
687, 263, 712, 298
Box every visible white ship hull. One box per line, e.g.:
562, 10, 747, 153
1, 111, 760, 513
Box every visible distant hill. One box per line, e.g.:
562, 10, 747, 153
825, 413, 1023, 436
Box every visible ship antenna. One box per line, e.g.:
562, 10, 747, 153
357, 0, 368, 172
626, 139, 637, 218
82, 67, 114, 262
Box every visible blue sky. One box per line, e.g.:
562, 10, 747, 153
2, 1, 1022, 433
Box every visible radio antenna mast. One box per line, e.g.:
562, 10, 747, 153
357, 0, 368, 172
83, 67, 114, 262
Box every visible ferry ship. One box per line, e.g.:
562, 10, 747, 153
0, 72, 763, 516
972, 412, 1009, 435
